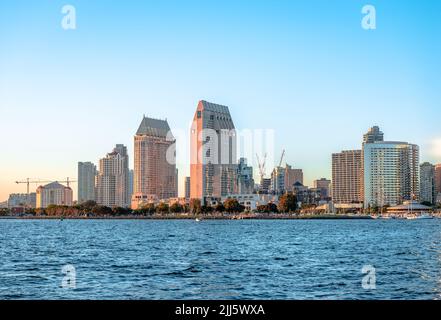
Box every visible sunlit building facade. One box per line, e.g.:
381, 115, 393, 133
96, 144, 130, 207
190, 101, 237, 202
332, 150, 363, 204
133, 116, 177, 204
36, 182, 73, 208
363, 142, 419, 208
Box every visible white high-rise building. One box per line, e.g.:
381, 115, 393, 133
78, 162, 97, 204
96, 144, 130, 207
271, 166, 285, 195
363, 142, 419, 208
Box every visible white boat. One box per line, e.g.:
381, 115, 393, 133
195, 218, 201, 222
416, 214, 433, 220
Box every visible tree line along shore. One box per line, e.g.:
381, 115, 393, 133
0, 194, 372, 219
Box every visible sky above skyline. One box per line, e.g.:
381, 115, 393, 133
1, 0, 441, 201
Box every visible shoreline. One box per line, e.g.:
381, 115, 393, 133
0, 214, 375, 220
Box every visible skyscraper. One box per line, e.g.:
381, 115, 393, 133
332, 150, 363, 204
420, 162, 435, 204
435, 164, 441, 199
237, 158, 254, 194
363, 126, 384, 144
284, 164, 303, 192
133, 116, 177, 201
190, 100, 237, 202
313, 178, 331, 199
363, 142, 419, 208
96, 144, 130, 207
271, 166, 285, 195
78, 162, 97, 204
185, 177, 191, 199
361, 126, 385, 202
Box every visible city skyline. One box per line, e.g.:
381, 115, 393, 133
1, 0, 441, 201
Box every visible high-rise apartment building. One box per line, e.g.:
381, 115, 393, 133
133, 116, 177, 201
36, 182, 73, 208
363, 126, 384, 144
185, 177, 191, 199
361, 126, 385, 202
363, 142, 419, 208
420, 162, 435, 204
78, 162, 97, 204
435, 164, 441, 198
128, 169, 134, 200
271, 166, 285, 195
284, 164, 303, 192
96, 144, 130, 207
237, 158, 254, 194
332, 150, 363, 204
270, 164, 303, 194
190, 101, 237, 202
313, 178, 331, 199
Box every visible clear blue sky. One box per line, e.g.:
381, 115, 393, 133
1, 0, 440, 201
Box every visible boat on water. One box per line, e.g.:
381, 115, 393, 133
416, 214, 433, 220
195, 218, 201, 222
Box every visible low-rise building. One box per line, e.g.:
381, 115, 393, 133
8, 193, 37, 208
131, 193, 159, 209
221, 194, 279, 211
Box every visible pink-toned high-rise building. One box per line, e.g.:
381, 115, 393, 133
190, 101, 237, 202
133, 116, 177, 208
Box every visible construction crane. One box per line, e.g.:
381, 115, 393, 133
278, 149, 286, 168
256, 153, 267, 183
15, 177, 77, 199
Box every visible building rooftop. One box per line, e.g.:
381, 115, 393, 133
39, 182, 70, 190
199, 100, 230, 114
136, 116, 172, 137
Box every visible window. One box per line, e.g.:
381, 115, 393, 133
197, 111, 201, 118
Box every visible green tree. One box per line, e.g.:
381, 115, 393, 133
224, 198, 244, 213
190, 199, 202, 214
215, 202, 225, 213
156, 202, 169, 214
112, 207, 131, 216
135, 203, 156, 215
278, 193, 297, 213
92, 205, 112, 216
170, 203, 184, 213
